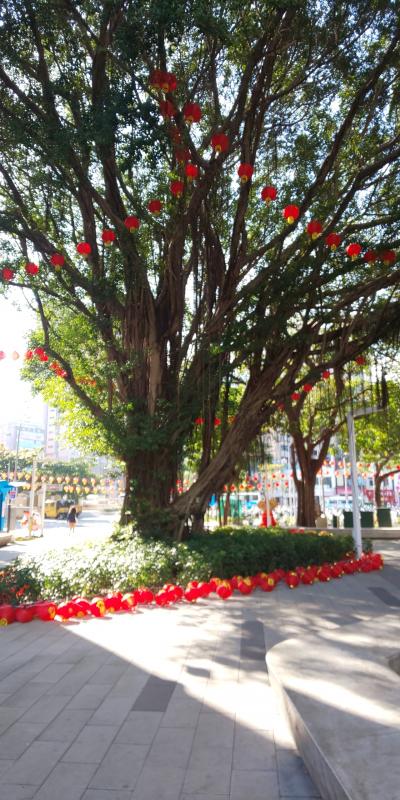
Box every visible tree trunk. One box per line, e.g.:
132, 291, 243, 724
120, 450, 177, 538
296, 474, 317, 527
374, 472, 383, 507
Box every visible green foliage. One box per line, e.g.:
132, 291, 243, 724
1, 525, 359, 603
355, 380, 400, 465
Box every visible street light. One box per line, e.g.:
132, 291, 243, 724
347, 403, 383, 558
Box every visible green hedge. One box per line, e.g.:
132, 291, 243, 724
0, 525, 365, 604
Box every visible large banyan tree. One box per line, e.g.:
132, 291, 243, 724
0, 0, 400, 536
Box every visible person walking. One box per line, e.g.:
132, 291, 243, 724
66, 505, 77, 531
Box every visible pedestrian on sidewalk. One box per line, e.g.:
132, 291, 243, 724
66, 505, 77, 531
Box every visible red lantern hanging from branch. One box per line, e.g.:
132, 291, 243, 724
170, 180, 184, 197
363, 249, 377, 264
185, 163, 199, 181
381, 249, 396, 266
211, 133, 229, 153
124, 216, 140, 232
346, 243, 362, 260
261, 185, 277, 203
1, 267, 14, 281
303, 383, 313, 393
25, 262, 39, 276
283, 205, 300, 224
322, 370, 330, 379
325, 232, 341, 251
306, 220, 322, 240
183, 102, 202, 124
148, 199, 162, 215
175, 147, 191, 164
25, 349, 33, 360
51, 253, 65, 269
150, 70, 177, 93
355, 355, 366, 366
101, 230, 116, 247
237, 163, 253, 183
76, 242, 91, 257
194, 417, 204, 425
291, 391, 300, 401
214, 417, 221, 427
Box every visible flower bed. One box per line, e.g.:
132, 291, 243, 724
0, 551, 384, 625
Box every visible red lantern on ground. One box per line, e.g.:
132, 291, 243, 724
50, 253, 65, 269
101, 230, 116, 247
89, 597, 106, 617
35, 602, 57, 621
148, 199, 162, 215
381, 250, 396, 266
303, 383, 313, 393
170, 180, 184, 197
0, 605, 15, 625
261, 185, 277, 203
211, 133, 229, 153
104, 594, 122, 613
124, 215, 140, 232
325, 232, 341, 251
291, 391, 300, 401
283, 205, 300, 224
76, 242, 91, 257
363, 250, 377, 264
216, 582, 233, 600
346, 243, 362, 260
2, 267, 14, 281
183, 102, 202, 124
25, 262, 39, 276
285, 572, 300, 589
185, 163, 199, 181
237, 578, 253, 595
121, 593, 137, 611
15, 605, 34, 623
159, 99, 176, 118
306, 220, 322, 240
237, 163, 253, 183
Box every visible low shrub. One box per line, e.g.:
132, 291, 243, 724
0, 525, 367, 604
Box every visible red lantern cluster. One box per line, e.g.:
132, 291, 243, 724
159, 99, 176, 118
0, 553, 383, 626
150, 70, 177, 93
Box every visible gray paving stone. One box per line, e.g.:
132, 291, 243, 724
181, 795, 229, 800
1, 740, 68, 785
32, 761, 97, 800
132, 676, 177, 712
62, 724, 120, 763
107, 672, 148, 700
0, 785, 35, 799
230, 768, 280, 800
131, 764, 186, 800
67, 682, 113, 710
184, 746, 233, 795
115, 711, 163, 745
233, 727, 276, 771
0, 759, 14, 776
147, 726, 195, 768
19, 692, 70, 724
0, 705, 25, 734
1, 681, 51, 711
46, 660, 102, 696
31, 662, 75, 684
89, 696, 132, 726
82, 792, 133, 800
193, 713, 235, 749
160, 696, 203, 727
39, 707, 94, 742
89, 744, 149, 790
240, 620, 266, 661
88, 664, 128, 685
276, 750, 320, 797
0, 721, 46, 759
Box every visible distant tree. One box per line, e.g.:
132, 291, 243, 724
355, 381, 400, 507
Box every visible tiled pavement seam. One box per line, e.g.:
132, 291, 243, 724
7, 551, 400, 799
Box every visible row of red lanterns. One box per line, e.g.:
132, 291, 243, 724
0, 552, 383, 624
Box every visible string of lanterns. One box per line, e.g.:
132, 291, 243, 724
0, 551, 384, 624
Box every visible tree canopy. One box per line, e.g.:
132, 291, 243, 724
0, 0, 400, 536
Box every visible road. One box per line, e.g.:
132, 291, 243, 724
0, 509, 119, 566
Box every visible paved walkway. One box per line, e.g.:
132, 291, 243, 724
0, 540, 399, 800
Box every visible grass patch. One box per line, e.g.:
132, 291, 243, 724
0, 525, 366, 604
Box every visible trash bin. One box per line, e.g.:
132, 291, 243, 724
360, 510, 374, 528
343, 510, 353, 528
377, 507, 392, 527
332, 514, 338, 529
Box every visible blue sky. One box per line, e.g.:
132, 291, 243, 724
0, 292, 46, 426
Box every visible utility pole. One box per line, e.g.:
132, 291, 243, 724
28, 455, 37, 536
347, 404, 383, 558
